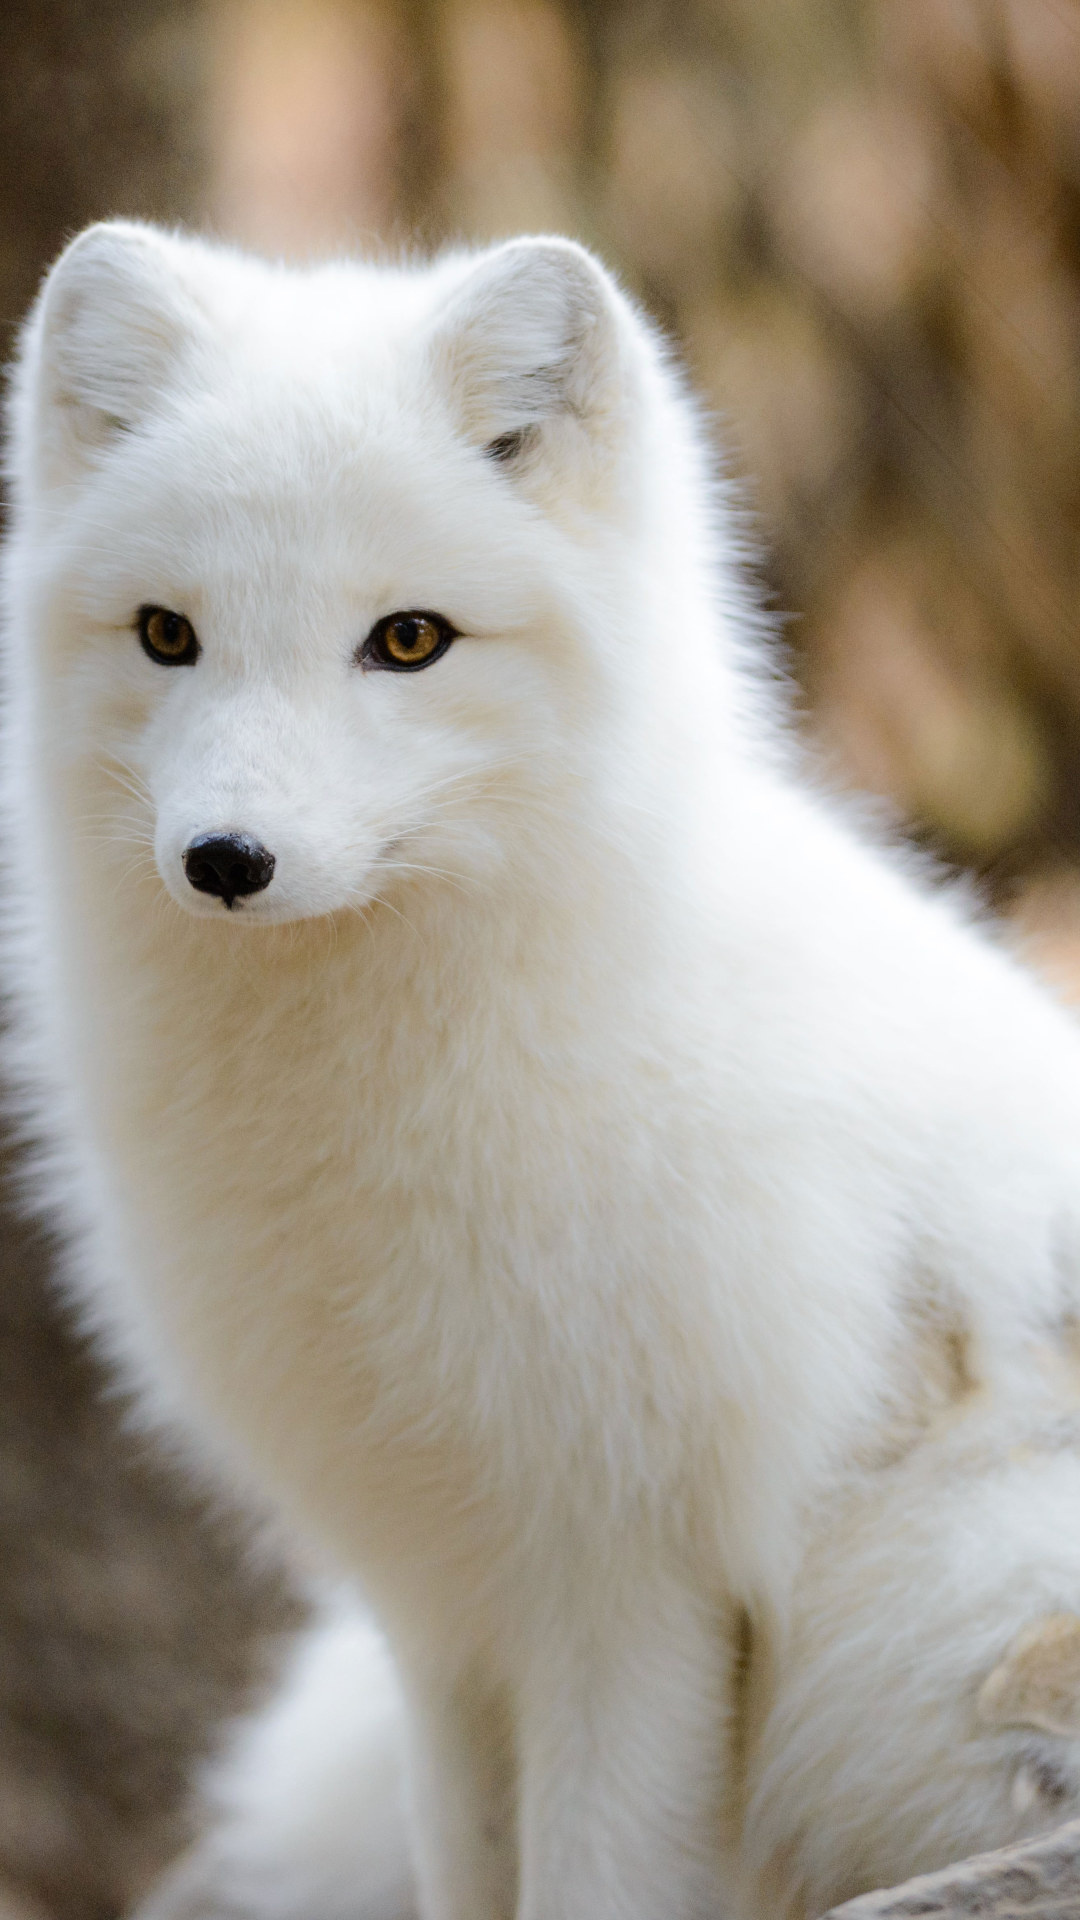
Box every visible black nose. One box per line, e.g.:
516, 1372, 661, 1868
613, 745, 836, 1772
183, 832, 275, 909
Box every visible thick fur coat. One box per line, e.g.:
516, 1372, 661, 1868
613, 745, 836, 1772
6, 224, 1080, 1920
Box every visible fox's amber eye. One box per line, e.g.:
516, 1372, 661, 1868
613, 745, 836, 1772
361, 611, 455, 673
138, 606, 199, 667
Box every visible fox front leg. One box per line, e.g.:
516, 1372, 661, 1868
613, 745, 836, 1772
514, 1577, 736, 1920
404, 1668, 517, 1920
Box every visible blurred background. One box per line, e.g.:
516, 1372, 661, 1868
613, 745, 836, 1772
1, 1, 1080, 1913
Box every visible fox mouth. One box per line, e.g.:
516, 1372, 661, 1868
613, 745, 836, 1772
162, 841, 394, 926
158, 815, 445, 925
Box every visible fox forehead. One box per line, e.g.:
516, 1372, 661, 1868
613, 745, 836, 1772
81, 345, 475, 543
60, 384, 545, 645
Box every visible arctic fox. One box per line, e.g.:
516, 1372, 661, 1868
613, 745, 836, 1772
6, 222, 1080, 1920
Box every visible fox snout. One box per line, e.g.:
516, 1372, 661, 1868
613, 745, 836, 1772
182, 832, 276, 909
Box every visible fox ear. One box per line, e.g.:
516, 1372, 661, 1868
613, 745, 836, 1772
23, 221, 203, 482
430, 237, 633, 466
977, 1615, 1080, 1737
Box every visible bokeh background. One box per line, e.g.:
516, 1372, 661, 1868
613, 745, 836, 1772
2, 1, 1080, 1913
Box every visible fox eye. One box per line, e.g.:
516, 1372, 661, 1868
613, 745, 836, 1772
138, 606, 199, 667
360, 611, 456, 673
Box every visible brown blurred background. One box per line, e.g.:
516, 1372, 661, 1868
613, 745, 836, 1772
2, 2, 1080, 1914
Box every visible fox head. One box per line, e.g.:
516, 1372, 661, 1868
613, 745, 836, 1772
5, 223, 730, 929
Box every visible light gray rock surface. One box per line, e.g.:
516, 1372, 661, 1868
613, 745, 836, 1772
825, 1820, 1080, 1918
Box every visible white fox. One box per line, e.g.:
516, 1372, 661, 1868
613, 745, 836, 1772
6, 222, 1080, 1920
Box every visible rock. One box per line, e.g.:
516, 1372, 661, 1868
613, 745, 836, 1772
824, 1819, 1080, 1918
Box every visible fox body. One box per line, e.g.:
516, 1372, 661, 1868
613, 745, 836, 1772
7, 224, 1080, 1920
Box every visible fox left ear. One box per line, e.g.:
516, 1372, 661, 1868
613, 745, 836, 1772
18, 221, 206, 487
977, 1615, 1080, 1737
429, 237, 634, 466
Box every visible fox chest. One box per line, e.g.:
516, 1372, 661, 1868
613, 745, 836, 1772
101, 1088, 714, 1571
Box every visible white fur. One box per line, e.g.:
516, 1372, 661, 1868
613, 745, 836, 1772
6, 222, 1080, 1919
140, 1606, 414, 1920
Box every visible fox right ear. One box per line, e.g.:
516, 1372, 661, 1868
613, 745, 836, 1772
20, 222, 203, 485
429, 237, 636, 475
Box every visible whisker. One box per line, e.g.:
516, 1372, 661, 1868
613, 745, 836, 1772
377, 858, 479, 901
